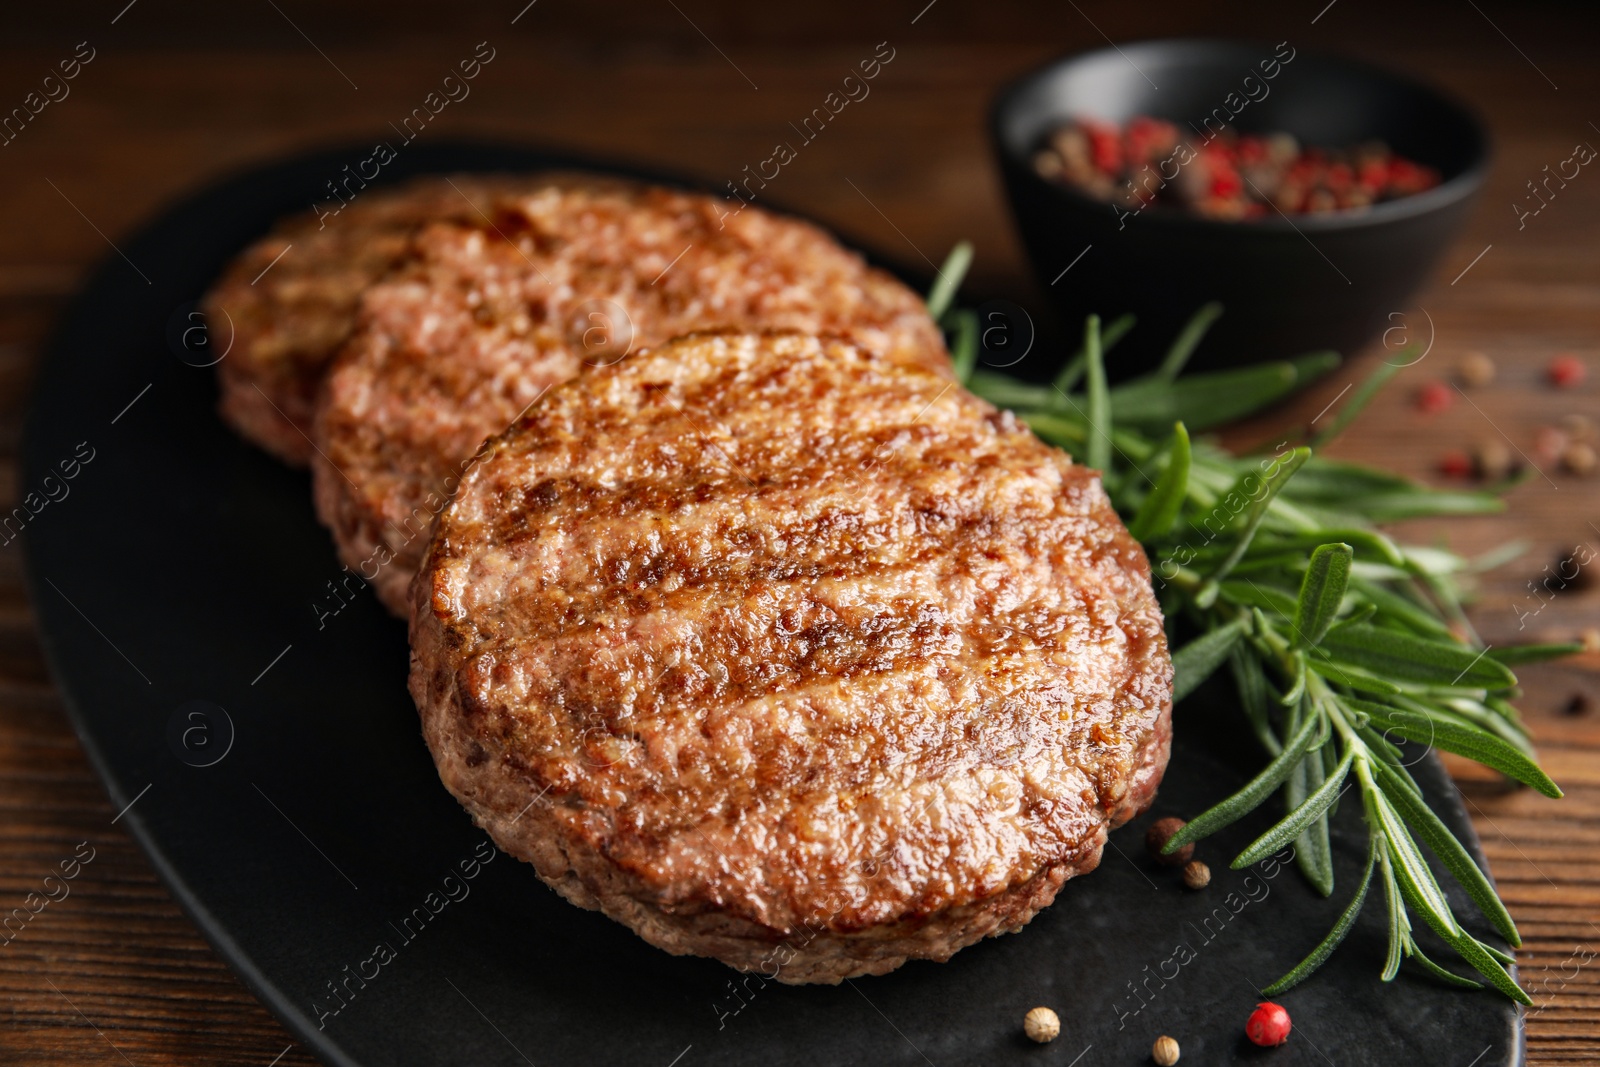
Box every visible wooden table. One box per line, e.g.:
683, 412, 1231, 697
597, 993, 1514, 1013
1, 3, 1596, 1062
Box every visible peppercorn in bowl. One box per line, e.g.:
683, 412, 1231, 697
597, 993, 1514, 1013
991, 38, 1488, 375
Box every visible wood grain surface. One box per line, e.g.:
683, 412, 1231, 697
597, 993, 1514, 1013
0, 2, 1596, 1062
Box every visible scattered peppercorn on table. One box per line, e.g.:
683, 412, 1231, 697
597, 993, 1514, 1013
0, 5, 1596, 1064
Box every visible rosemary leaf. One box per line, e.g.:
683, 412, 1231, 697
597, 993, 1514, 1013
1293, 543, 1354, 649
1285, 351, 1342, 388
1084, 315, 1110, 474
1440, 930, 1532, 1005
1288, 747, 1335, 896
1199, 447, 1312, 598
1282, 457, 1420, 500
1484, 942, 1519, 969
1406, 942, 1484, 990
1309, 355, 1406, 449
1488, 642, 1585, 665
1256, 528, 1407, 569
1366, 769, 1462, 940
966, 371, 1052, 409
1346, 575, 1458, 639
1378, 845, 1409, 982
1306, 656, 1405, 696
1352, 700, 1561, 798
1357, 737, 1427, 816
1326, 602, 1376, 633
1395, 694, 1535, 756
1319, 623, 1516, 690
1050, 355, 1088, 399
1355, 490, 1506, 523
1016, 410, 1086, 448
1157, 302, 1223, 380
1368, 757, 1523, 944
948, 308, 979, 383
924, 241, 972, 322
1263, 830, 1378, 994
1230, 647, 1282, 756
1281, 652, 1310, 705
1234, 747, 1355, 870
1127, 422, 1190, 542
1218, 580, 1299, 618
1109, 362, 1304, 432
1169, 615, 1250, 703
1163, 708, 1323, 852
1052, 312, 1135, 398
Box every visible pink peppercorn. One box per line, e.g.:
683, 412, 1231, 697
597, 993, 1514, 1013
1533, 425, 1569, 465
1416, 380, 1453, 414
1246, 1002, 1292, 1047
1548, 354, 1586, 388
1437, 450, 1473, 478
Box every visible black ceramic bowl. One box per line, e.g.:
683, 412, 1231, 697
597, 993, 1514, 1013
991, 39, 1489, 376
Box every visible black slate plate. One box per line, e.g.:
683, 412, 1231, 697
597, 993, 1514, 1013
23, 143, 1522, 1067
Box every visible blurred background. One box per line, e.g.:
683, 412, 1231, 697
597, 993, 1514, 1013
0, 0, 1592, 305
1, 1, 1597, 1064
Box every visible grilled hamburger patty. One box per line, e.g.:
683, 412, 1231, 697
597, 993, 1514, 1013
313, 175, 949, 614
411, 331, 1172, 983
204, 175, 517, 465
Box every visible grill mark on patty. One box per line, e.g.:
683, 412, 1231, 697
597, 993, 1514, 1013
315, 179, 952, 615
411, 332, 1171, 962
206, 175, 541, 465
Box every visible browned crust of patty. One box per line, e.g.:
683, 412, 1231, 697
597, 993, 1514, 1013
312, 176, 950, 614
203, 175, 524, 465
409, 331, 1171, 983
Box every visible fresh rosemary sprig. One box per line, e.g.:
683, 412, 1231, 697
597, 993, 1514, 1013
928, 243, 1576, 1003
